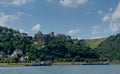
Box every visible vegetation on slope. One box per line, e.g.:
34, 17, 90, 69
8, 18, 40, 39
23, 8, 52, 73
0, 26, 120, 63
84, 38, 106, 49
0, 26, 99, 62
96, 34, 120, 60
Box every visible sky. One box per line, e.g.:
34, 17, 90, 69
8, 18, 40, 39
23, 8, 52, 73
0, 0, 120, 39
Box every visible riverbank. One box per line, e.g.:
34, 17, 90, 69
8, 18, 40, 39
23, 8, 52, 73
0, 61, 120, 66
52, 62, 81, 65
0, 63, 29, 67
0, 62, 81, 66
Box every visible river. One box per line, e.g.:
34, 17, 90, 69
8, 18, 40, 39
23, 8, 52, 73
0, 65, 120, 74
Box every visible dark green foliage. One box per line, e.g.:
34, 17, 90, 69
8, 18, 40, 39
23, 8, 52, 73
0, 26, 100, 62
0, 26, 33, 55
0, 26, 119, 62
96, 34, 120, 60
30, 38, 99, 62
11, 57, 20, 63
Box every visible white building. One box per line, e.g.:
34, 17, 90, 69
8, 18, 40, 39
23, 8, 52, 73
11, 49, 23, 57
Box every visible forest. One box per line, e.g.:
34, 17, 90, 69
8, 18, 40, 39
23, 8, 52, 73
0, 26, 119, 63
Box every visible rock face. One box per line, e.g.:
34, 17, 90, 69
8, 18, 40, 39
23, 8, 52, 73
34, 31, 71, 42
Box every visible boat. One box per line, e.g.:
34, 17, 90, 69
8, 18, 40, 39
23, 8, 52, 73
82, 63, 109, 65
81, 61, 110, 65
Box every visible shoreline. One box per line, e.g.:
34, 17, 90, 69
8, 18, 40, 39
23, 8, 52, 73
0, 61, 120, 67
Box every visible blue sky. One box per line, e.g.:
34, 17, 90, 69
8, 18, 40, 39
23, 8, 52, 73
0, 0, 120, 39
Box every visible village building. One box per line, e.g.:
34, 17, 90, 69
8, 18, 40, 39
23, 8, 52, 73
20, 56, 29, 62
11, 49, 23, 57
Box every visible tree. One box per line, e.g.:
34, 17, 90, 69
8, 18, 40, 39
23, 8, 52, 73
11, 57, 20, 63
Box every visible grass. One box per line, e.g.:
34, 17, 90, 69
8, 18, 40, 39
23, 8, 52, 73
84, 38, 106, 49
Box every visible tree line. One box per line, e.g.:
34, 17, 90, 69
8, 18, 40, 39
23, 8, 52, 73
0, 26, 119, 63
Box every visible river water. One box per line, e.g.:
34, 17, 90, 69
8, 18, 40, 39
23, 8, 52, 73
0, 65, 120, 74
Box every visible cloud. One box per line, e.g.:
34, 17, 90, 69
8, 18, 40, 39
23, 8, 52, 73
91, 25, 100, 35
101, 2, 120, 33
19, 29, 28, 33
60, 0, 88, 7
102, 14, 110, 22
0, 11, 22, 26
1, 0, 33, 6
32, 24, 41, 31
111, 5, 120, 20
110, 24, 120, 32
110, 2, 120, 33
67, 29, 80, 36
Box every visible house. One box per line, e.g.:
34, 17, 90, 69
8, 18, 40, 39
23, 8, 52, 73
11, 49, 23, 57
20, 56, 29, 61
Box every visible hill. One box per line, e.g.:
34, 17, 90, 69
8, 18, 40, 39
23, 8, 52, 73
0, 26, 119, 62
0, 26, 99, 62
0, 27, 32, 55
84, 38, 106, 49
96, 34, 120, 60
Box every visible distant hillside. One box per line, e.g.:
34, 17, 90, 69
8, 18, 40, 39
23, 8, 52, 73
84, 38, 106, 49
0, 26, 99, 62
0, 26, 119, 62
0, 26, 32, 55
32, 31, 99, 62
96, 34, 120, 60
